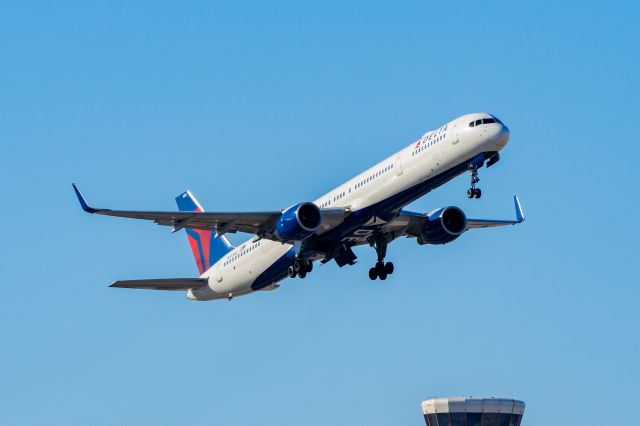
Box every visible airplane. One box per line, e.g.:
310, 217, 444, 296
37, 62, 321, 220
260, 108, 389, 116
73, 112, 524, 301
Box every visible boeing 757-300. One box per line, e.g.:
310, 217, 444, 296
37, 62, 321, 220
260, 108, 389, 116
73, 113, 524, 301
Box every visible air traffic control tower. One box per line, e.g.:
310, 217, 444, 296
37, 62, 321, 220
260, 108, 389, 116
421, 397, 525, 426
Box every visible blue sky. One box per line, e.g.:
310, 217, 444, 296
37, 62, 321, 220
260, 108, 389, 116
1, 1, 638, 424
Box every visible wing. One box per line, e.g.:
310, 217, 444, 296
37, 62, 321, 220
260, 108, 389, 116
305, 196, 524, 267
110, 278, 207, 290
465, 195, 525, 230
72, 184, 348, 241
337, 196, 525, 247
394, 195, 525, 238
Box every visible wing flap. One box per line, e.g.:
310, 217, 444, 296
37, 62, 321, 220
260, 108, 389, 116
110, 278, 208, 291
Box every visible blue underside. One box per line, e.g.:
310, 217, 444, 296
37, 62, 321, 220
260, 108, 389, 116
250, 154, 491, 290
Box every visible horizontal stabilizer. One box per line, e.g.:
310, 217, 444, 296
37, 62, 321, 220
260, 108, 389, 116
110, 278, 208, 291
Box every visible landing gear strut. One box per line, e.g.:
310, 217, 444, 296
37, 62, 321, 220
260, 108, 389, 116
288, 259, 313, 279
368, 232, 394, 281
467, 165, 482, 199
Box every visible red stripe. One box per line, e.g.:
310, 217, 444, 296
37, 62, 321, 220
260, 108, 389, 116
187, 235, 205, 274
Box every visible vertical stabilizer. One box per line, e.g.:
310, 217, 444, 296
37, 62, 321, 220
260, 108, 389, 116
175, 191, 234, 274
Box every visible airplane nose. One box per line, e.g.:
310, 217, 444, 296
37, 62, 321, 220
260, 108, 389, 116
501, 124, 510, 140
492, 124, 510, 148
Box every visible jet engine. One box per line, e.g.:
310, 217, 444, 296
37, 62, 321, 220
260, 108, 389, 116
274, 202, 322, 241
417, 206, 467, 245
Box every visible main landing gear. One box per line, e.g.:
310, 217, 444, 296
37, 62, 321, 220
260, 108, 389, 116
369, 261, 394, 281
368, 232, 395, 281
467, 165, 482, 199
288, 259, 313, 279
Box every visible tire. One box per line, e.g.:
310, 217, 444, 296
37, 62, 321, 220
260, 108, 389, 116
375, 261, 385, 274
467, 188, 474, 198
293, 260, 301, 273
369, 268, 378, 280
306, 261, 313, 273
474, 188, 482, 198
298, 270, 307, 279
379, 271, 388, 280
287, 265, 296, 278
385, 262, 394, 274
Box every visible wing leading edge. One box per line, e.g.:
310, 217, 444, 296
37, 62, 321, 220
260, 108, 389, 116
72, 184, 348, 241
73, 183, 280, 235
375, 195, 525, 240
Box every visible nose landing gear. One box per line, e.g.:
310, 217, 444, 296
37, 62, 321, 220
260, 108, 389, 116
467, 165, 482, 199
467, 187, 481, 199
368, 232, 395, 281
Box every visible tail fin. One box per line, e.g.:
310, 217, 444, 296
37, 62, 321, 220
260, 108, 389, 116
175, 191, 234, 275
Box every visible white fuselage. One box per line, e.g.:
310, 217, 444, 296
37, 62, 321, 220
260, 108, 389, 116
188, 113, 510, 300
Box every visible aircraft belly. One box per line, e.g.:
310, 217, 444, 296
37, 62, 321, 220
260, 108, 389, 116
250, 243, 296, 291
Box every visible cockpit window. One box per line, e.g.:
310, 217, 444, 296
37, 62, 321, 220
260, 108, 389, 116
470, 117, 499, 127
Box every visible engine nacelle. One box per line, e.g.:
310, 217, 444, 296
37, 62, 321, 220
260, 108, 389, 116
274, 202, 322, 241
417, 206, 467, 245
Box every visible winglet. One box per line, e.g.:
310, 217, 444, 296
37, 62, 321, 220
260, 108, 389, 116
72, 183, 98, 213
514, 195, 525, 223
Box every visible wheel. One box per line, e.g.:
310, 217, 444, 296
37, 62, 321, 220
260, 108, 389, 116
298, 270, 307, 279
375, 261, 385, 274
474, 188, 482, 198
385, 262, 394, 274
369, 268, 378, 280
467, 188, 475, 198
305, 261, 313, 273
287, 265, 296, 278
293, 260, 302, 273
378, 271, 388, 280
